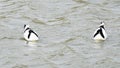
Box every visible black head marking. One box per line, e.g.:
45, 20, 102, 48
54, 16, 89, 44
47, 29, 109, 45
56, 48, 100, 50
24, 24, 26, 29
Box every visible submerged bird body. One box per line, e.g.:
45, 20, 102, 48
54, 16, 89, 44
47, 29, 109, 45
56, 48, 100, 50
93, 22, 107, 40
24, 25, 39, 41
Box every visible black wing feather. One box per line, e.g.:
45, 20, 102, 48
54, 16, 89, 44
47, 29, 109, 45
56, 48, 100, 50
100, 28, 105, 38
94, 29, 100, 37
28, 29, 38, 39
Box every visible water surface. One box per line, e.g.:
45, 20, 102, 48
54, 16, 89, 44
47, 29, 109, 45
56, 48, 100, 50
0, 0, 120, 68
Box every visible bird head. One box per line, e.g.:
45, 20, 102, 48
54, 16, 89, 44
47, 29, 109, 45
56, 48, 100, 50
100, 22, 105, 29
24, 24, 30, 30
100, 22, 104, 26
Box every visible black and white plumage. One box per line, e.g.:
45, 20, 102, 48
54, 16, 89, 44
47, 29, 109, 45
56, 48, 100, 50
24, 24, 39, 41
93, 22, 107, 41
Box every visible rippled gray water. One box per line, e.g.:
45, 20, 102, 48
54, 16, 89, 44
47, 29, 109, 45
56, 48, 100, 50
0, 0, 120, 68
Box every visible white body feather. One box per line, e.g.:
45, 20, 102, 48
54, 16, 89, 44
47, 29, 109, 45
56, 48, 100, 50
93, 22, 107, 41
24, 25, 39, 41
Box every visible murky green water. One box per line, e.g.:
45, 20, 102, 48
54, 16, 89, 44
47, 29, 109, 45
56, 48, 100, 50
0, 0, 120, 68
